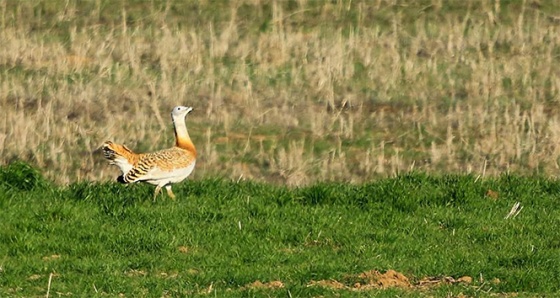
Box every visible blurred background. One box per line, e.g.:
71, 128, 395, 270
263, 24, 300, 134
1, 0, 560, 185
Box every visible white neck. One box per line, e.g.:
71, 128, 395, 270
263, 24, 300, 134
173, 115, 195, 156
173, 115, 189, 141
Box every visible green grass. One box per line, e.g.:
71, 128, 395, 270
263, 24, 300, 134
0, 162, 559, 297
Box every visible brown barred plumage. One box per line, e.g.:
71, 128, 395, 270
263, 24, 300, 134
102, 106, 196, 200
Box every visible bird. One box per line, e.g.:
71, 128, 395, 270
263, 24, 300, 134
102, 106, 196, 200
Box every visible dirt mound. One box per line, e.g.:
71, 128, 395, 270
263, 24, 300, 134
308, 269, 472, 291
355, 269, 411, 289
240, 269, 480, 293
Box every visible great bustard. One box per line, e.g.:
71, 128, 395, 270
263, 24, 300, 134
102, 106, 196, 200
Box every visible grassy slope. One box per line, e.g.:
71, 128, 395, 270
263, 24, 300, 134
0, 163, 559, 297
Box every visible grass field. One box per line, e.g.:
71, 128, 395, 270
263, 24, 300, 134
1, 162, 559, 297
2, 1, 560, 297
2, 0, 560, 184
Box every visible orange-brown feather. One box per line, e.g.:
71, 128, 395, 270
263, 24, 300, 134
102, 141, 139, 165
176, 136, 197, 157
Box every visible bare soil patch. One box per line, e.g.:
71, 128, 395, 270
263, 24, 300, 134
308, 269, 473, 291
240, 269, 479, 293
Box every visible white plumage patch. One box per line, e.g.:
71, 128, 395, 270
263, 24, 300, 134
111, 156, 134, 176
141, 161, 196, 186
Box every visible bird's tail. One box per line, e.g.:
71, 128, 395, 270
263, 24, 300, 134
102, 141, 135, 160
101, 141, 138, 176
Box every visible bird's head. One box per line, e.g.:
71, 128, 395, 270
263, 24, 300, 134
171, 106, 193, 120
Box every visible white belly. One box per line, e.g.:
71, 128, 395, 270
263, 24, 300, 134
143, 161, 196, 186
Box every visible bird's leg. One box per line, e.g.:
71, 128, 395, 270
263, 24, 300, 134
153, 185, 163, 201
165, 185, 176, 200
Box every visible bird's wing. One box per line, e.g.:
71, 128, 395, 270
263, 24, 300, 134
122, 147, 196, 183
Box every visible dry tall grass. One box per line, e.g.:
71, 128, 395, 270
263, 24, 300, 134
1, 0, 560, 185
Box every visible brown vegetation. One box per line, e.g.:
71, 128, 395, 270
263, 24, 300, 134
1, 1, 560, 185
